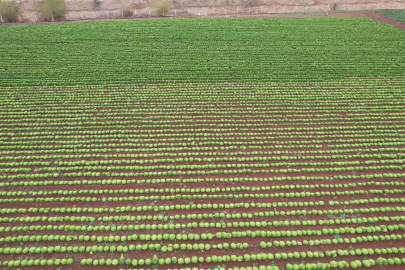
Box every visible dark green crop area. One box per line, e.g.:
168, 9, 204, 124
378, 10, 405, 23
0, 17, 405, 86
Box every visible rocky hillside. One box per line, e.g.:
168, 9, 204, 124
14, 0, 405, 21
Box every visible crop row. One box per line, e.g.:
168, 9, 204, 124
1, 147, 403, 162
2, 174, 405, 188
1, 219, 404, 234
2, 181, 401, 197
1, 190, 404, 204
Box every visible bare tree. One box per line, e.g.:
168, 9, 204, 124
330, 0, 341, 11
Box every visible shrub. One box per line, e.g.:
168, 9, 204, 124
0, 0, 22, 22
94, 0, 102, 7
37, 0, 66, 21
120, 0, 133, 17
154, 0, 170, 16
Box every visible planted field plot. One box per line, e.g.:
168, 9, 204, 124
1, 18, 405, 86
0, 18, 405, 270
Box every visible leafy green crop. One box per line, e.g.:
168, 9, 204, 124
0, 18, 404, 86
1, 16, 405, 270
378, 10, 405, 23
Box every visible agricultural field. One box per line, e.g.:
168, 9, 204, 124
0, 17, 405, 270
378, 10, 405, 23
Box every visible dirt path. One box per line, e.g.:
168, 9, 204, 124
361, 10, 405, 30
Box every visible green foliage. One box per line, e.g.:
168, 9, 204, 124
0, 0, 22, 22
376, 257, 388, 266
1, 18, 405, 86
152, 254, 158, 265
378, 10, 405, 23
350, 261, 358, 268
37, 0, 66, 21
119, 254, 125, 264
0, 16, 405, 269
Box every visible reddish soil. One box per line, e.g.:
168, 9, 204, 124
359, 10, 405, 30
